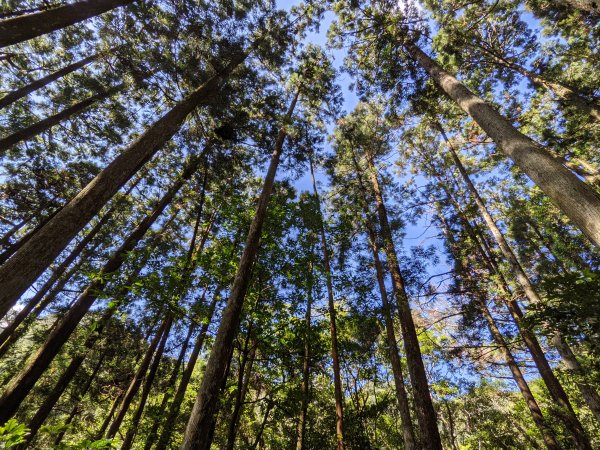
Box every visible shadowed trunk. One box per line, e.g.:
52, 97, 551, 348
404, 41, 600, 247
309, 155, 346, 450
0, 152, 203, 422
0, 52, 99, 109
0, 53, 245, 320
0, 0, 135, 48
179, 89, 299, 450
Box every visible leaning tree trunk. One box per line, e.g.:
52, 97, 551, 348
153, 294, 219, 450
0, 152, 203, 423
0, 0, 135, 48
309, 156, 346, 450
404, 41, 600, 247
0, 52, 245, 320
440, 129, 592, 450
437, 208, 559, 450
366, 156, 442, 450
0, 52, 99, 109
120, 317, 172, 450
0, 84, 123, 153
179, 89, 299, 450
105, 315, 172, 440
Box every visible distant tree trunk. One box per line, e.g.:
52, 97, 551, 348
52, 353, 106, 446
0, 52, 99, 109
0, 217, 28, 249
0, 152, 203, 422
120, 316, 173, 450
295, 262, 312, 450
404, 41, 600, 247
0, 52, 245, 320
0, 0, 135, 48
179, 89, 299, 450
96, 392, 124, 440
226, 334, 257, 450
473, 40, 600, 121
251, 398, 275, 450
153, 294, 219, 450
440, 128, 592, 450
437, 208, 559, 450
366, 156, 442, 450
106, 315, 172, 439
309, 156, 346, 450
0, 84, 123, 153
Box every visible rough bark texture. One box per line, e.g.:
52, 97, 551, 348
179, 90, 299, 450
0, 0, 134, 48
367, 157, 442, 450
0, 52, 98, 109
309, 156, 346, 450
0, 154, 201, 422
0, 55, 243, 319
405, 42, 600, 247
442, 131, 592, 450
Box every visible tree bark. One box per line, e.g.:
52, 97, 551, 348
309, 156, 346, 450
105, 315, 172, 439
153, 294, 219, 450
440, 128, 592, 450
404, 41, 600, 247
0, 152, 203, 422
120, 316, 172, 450
179, 89, 299, 450
0, 53, 244, 320
0, 0, 135, 48
0, 52, 99, 109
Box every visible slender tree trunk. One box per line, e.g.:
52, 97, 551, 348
106, 315, 172, 439
440, 128, 592, 449
0, 84, 123, 153
0, 53, 245, 320
366, 156, 442, 450
0, 217, 28, 249
251, 398, 275, 450
0, 152, 203, 422
120, 316, 172, 450
404, 41, 600, 247
0, 0, 135, 48
52, 353, 106, 446
309, 156, 346, 450
153, 294, 219, 450
96, 392, 124, 440
179, 89, 299, 450
0, 52, 99, 109
226, 337, 256, 450
295, 263, 313, 450
437, 208, 559, 449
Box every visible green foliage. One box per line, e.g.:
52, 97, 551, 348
0, 420, 28, 449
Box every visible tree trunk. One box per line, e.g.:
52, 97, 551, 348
437, 208, 558, 449
225, 335, 256, 450
153, 294, 219, 450
251, 398, 275, 450
179, 89, 299, 450
0, 84, 123, 153
440, 128, 592, 450
52, 353, 106, 446
0, 0, 135, 48
404, 41, 600, 247
0, 217, 28, 250
0, 53, 245, 320
106, 315, 172, 439
309, 156, 346, 450
0, 152, 202, 422
295, 263, 312, 450
120, 316, 172, 450
0, 52, 99, 109
366, 156, 442, 450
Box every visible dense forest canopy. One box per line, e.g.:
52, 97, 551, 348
0, 0, 599, 449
